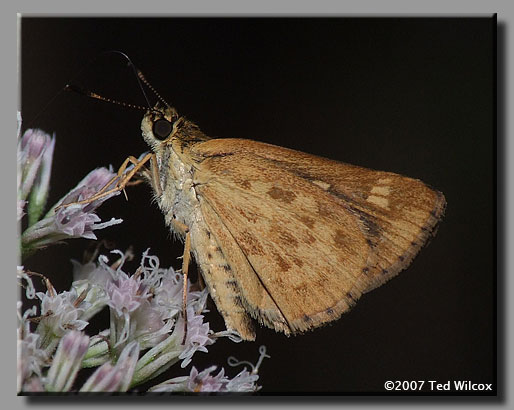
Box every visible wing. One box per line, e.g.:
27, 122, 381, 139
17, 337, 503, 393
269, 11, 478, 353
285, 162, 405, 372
190, 138, 446, 334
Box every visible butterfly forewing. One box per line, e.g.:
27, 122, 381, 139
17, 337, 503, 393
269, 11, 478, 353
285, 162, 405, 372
190, 138, 446, 335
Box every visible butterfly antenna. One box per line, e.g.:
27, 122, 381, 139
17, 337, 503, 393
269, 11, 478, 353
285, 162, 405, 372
25, 51, 160, 129
103, 50, 154, 111
64, 84, 148, 112
65, 50, 164, 112
135, 69, 171, 108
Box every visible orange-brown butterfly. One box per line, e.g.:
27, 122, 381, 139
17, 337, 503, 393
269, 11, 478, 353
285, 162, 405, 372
65, 56, 446, 341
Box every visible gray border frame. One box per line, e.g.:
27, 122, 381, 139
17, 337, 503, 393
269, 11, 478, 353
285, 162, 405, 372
7, 0, 512, 408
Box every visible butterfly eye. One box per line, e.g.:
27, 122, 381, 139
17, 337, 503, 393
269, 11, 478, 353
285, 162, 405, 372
152, 118, 173, 140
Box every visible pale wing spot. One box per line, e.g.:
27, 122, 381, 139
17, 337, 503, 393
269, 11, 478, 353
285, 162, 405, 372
312, 180, 331, 190
366, 195, 389, 209
370, 186, 390, 196
378, 178, 392, 184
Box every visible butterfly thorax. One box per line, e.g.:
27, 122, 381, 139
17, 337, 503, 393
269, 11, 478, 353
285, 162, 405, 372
141, 106, 210, 238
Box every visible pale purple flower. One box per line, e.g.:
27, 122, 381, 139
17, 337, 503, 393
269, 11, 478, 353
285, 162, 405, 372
70, 259, 110, 322
21, 128, 49, 159
224, 345, 270, 392
130, 299, 211, 386
17, 242, 269, 392
96, 251, 169, 351
131, 298, 174, 348
189, 366, 227, 392
17, 266, 37, 300
151, 265, 208, 320
17, 111, 22, 138
17, 123, 137, 259
17, 304, 47, 393
17, 199, 26, 221
21, 167, 123, 255
179, 307, 214, 368
45, 331, 90, 392
21, 376, 45, 392
107, 271, 151, 351
225, 368, 260, 392
18, 129, 54, 202
36, 288, 89, 353
72, 255, 113, 293
29, 133, 55, 222
106, 272, 149, 316
80, 362, 121, 392
50, 166, 123, 238
149, 345, 267, 393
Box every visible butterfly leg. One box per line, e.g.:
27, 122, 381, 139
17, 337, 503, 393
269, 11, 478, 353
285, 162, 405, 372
148, 152, 162, 197
172, 218, 191, 345
57, 153, 155, 209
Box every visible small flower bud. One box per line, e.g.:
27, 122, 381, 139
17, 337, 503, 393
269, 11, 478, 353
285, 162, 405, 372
18, 129, 55, 207
45, 331, 90, 392
80, 341, 139, 392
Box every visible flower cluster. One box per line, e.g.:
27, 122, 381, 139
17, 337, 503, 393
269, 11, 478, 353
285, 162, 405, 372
150, 345, 270, 393
18, 123, 123, 259
17, 117, 268, 393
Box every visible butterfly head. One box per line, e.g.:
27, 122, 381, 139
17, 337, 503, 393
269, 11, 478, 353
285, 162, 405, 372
141, 103, 182, 150
141, 102, 209, 154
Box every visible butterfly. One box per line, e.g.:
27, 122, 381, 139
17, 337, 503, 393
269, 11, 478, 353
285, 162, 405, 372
64, 60, 446, 341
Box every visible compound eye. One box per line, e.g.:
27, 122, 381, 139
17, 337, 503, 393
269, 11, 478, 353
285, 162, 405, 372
152, 118, 172, 140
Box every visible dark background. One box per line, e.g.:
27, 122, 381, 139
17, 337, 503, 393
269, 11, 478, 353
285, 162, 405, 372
20, 17, 495, 394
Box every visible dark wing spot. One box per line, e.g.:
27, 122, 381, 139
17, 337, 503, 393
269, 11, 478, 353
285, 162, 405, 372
292, 257, 304, 268
304, 232, 316, 245
351, 207, 381, 237
334, 229, 348, 249
276, 254, 291, 272
238, 231, 264, 256
298, 215, 315, 228
240, 180, 252, 189
267, 186, 296, 203
276, 228, 298, 247
317, 200, 334, 217
238, 207, 258, 223
226, 280, 238, 290
233, 294, 245, 307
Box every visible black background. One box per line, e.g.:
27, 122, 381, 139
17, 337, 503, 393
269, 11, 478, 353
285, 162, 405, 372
20, 17, 495, 394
